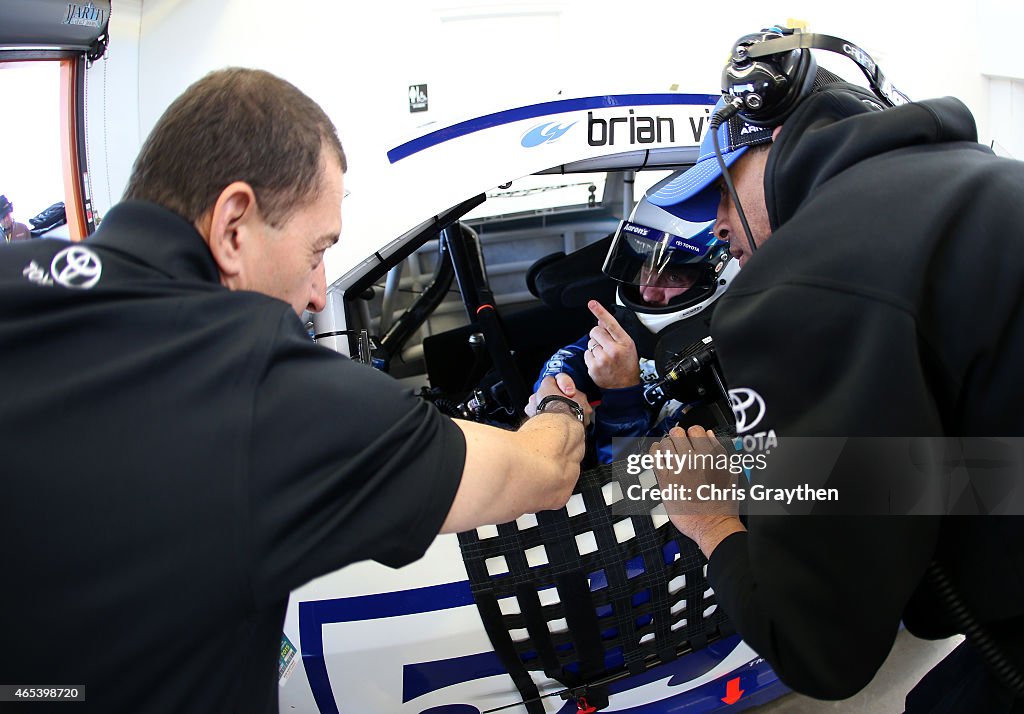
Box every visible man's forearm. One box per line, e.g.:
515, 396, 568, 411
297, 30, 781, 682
514, 413, 585, 508
443, 415, 582, 533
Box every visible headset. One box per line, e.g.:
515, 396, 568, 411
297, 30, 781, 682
720, 26, 908, 127
710, 26, 908, 257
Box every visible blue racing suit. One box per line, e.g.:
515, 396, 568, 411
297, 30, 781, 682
535, 334, 690, 463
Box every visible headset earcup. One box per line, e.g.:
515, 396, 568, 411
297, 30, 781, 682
774, 50, 818, 124
746, 49, 817, 127
722, 29, 821, 127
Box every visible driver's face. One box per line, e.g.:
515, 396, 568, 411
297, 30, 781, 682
638, 266, 696, 307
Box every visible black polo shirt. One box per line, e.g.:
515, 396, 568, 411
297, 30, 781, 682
0, 201, 466, 712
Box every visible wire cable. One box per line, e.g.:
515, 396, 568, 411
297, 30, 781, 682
710, 97, 759, 257
927, 561, 1024, 696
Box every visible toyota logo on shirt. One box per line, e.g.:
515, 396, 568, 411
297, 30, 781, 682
50, 246, 102, 289
728, 387, 766, 434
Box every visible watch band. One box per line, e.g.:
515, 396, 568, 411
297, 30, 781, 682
536, 394, 585, 423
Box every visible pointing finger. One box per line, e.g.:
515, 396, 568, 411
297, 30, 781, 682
588, 300, 628, 342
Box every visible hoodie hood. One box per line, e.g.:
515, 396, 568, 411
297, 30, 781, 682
765, 87, 978, 230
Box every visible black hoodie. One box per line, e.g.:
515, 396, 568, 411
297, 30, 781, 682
707, 88, 1024, 701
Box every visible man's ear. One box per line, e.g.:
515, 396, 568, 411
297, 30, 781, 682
198, 182, 260, 284
771, 125, 783, 141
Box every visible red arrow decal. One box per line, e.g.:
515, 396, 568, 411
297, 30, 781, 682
721, 676, 745, 705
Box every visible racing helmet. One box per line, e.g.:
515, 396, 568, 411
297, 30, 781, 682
602, 172, 739, 337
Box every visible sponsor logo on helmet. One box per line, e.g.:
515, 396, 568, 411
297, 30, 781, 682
673, 302, 709, 321
667, 234, 707, 255
728, 387, 766, 434
50, 246, 102, 289
623, 223, 651, 237
521, 121, 576, 148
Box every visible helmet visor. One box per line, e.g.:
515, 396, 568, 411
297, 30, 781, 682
602, 219, 725, 293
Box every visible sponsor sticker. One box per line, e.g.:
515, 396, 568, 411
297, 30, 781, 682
409, 84, 428, 113
520, 121, 576, 148
279, 634, 298, 686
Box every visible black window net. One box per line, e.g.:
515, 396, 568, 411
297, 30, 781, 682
457, 461, 734, 713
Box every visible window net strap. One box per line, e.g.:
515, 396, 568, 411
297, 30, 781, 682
457, 461, 734, 712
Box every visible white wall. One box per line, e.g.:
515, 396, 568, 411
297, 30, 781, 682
978, 0, 1024, 79
976, 0, 1024, 159
988, 78, 1024, 159
86, 0, 1008, 276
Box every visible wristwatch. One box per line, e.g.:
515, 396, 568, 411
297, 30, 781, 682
535, 395, 585, 423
